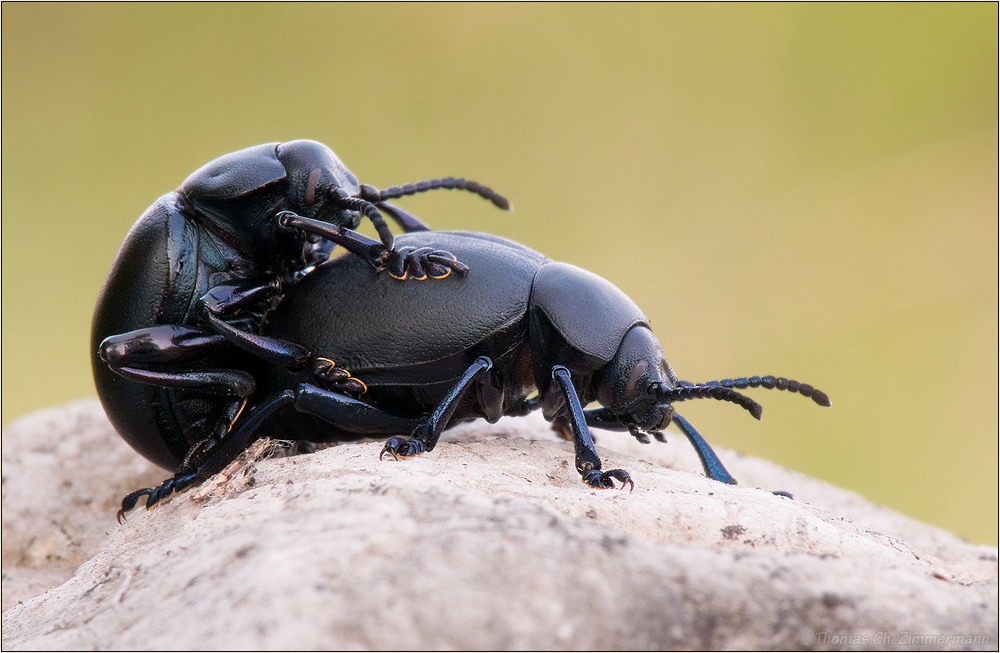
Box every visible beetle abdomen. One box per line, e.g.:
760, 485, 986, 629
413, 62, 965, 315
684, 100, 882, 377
91, 194, 206, 470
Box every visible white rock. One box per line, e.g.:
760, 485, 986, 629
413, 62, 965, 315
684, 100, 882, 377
2, 399, 996, 649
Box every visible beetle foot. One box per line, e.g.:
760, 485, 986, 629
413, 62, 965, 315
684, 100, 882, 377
379, 437, 426, 460
581, 468, 634, 491
116, 472, 199, 524
380, 247, 469, 280
117, 488, 153, 523
311, 358, 367, 395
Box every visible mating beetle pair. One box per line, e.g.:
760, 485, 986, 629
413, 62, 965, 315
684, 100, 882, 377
108, 229, 829, 517
92, 140, 508, 486
93, 141, 829, 519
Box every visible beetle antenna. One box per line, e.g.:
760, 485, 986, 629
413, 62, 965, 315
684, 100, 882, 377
656, 384, 763, 420
686, 376, 832, 407
358, 179, 512, 211
329, 190, 395, 249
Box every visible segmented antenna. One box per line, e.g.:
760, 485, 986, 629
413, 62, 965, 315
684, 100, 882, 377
330, 193, 395, 249
691, 376, 832, 407
655, 384, 763, 420
359, 179, 512, 211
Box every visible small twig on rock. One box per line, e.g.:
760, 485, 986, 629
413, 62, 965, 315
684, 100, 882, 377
189, 438, 284, 504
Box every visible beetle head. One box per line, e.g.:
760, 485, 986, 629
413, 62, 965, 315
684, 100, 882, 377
593, 325, 678, 438
280, 140, 514, 253
276, 140, 363, 229
178, 141, 353, 264
593, 325, 782, 442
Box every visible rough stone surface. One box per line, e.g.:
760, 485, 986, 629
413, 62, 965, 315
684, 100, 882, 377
3, 399, 997, 650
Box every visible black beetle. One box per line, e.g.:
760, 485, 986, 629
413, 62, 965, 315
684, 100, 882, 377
93, 141, 509, 481
117, 230, 830, 515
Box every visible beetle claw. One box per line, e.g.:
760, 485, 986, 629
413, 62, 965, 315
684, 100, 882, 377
581, 468, 634, 491
116, 473, 200, 524
117, 487, 153, 524
380, 437, 426, 460
311, 358, 367, 395
426, 251, 469, 278
406, 247, 431, 280
383, 247, 468, 281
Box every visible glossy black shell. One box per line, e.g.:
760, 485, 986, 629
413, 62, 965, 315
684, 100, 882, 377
260, 231, 648, 440
267, 231, 547, 373
91, 194, 248, 470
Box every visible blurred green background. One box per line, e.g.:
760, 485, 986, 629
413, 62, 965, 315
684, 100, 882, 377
2, 4, 996, 544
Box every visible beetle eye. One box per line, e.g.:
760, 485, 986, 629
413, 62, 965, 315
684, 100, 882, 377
624, 360, 648, 397
305, 168, 323, 205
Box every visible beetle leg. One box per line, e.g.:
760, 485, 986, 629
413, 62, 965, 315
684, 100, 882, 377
380, 437, 425, 460
277, 210, 386, 269
197, 282, 312, 367
425, 252, 469, 278
581, 469, 634, 491
547, 404, 748, 489
671, 412, 794, 496
374, 198, 489, 275
180, 395, 249, 471
192, 390, 300, 478
550, 366, 599, 472
98, 320, 298, 397
107, 365, 256, 397
554, 407, 652, 443
198, 277, 281, 313
102, 324, 272, 522
116, 407, 250, 523
383, 247, 468, 280
670, 412, 738, 485
100, 323, 225, 364
116, 471, 201, 523
117, 488, 153, 523
200, 310, 311, 367
385, 247, 425, 280
282, 383, 423, 441
372, 200, 502, 278
405, 247, 434, 280
181, 438, 216, 472
100, 325, 257, 395
277, 209, 467, 280
383, 247, 469, 280
550, 367, 632, 491
381, 357, 494, 460
310, 358, 367, 395
117, 391, 301, 522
